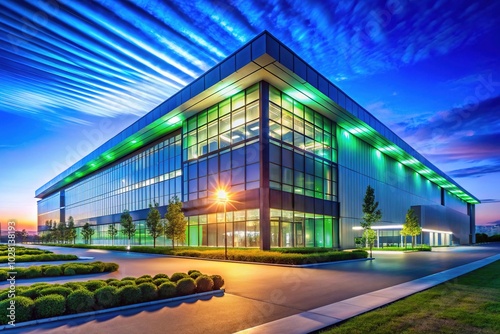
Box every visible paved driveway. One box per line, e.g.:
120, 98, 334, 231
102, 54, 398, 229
4, 244, 500, 333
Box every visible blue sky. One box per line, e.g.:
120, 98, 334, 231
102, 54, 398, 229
0, 0, 499, 230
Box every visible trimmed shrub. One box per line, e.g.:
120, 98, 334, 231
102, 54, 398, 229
153, 278, 170, 286
63, 282, 85, 291
0, 271, 7, 281
64, 267, 76, 276
153, 273, 169, 280
187, 270, 201, 275
19, 288, 40, 299
0, 296, 34, 324
84, 280, 107, 292
189, 271, 202, 279
105, 278, 119, 283
118, 285, 141, 305
138, 283, 157, 302
95, 286, 119, 308
170, 272, 189, 282
72, 264, 92, 275
158, 282, 177, 299
135, 277, 153, 285
121, 276, 136, 281
67, 289, 95, 313
0, 291, 9, 302
138, 274, 152, 279
109, 280, 135, 288
30, 282, 50, 288
44, 266, 62, 277
90, 262, 106, 273
104, 262, 119, 272
24, 266, 42, 279
211, 275, 225, 290
176, 278, 196, 296
34, 294, 65, 319
39, 287, 73, 298
195, 275, 214, 292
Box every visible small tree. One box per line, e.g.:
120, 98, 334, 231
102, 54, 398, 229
404, 208, 422, 248
400, 225, 410, 248
360, 185, 382, 259
165, 196, 186, 249
146, 203, 164, 248
67, 216, 77, 244
20, 229, 29, 243
56, 221, 67, 243
108, 224, 118, 246
81, 223, 95, 244
120, 210, 136, 248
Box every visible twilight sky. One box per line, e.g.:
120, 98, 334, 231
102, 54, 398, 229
0, 0, 499, 231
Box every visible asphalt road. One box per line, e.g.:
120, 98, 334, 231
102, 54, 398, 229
4, 243, 500, 333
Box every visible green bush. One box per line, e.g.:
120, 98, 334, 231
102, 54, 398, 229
72, 264, 92, 275
95, 286, 119, 308
0, 291, 9, 302
135, 277, 153, 285
24, 266, 42, 279
138, 283, 157, 302
118, 285, 141, 305
43, 266, 62, 277
38, 287, 73, 298
211, 275, 225, 290
0, 271, 7, 281
90, 262, 106, 273
121, 276, 136, 281
153, 273, 169, 280
176, 278, 196, 296
34, 294, 66, 319
187, 270, 201, 275
64, 267, 76, 276
153, 278, 170, 286
104, 262, 119, 272
63, 282, 85, 291
19, 288, 41, 299
105, 278, 119, 283
170, 272, 189, 282
0, 254, 78, 263
0, 296, 34, 324
195, 275, 214, 292
190, 271, 203, 279
84, 280, 107, 292
138, 274, 152, 279
158, 282, 177, 299
109, 280, 135, 288
67, 289, 95, 313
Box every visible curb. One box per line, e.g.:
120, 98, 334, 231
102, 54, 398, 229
0, 289, 225, 331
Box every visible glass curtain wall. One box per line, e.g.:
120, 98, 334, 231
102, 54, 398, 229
65, 133, 182, 224
37, 192, 61, 228
182, 83, 260, 202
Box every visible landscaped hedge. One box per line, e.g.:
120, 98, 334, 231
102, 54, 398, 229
0, 270, 224, 325
37, 244, 368, 265
0, 262, 119, 280
173, 249, 369, 265
0, 254, 78, 263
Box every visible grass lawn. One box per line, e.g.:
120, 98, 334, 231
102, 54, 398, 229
320, 260, 500, 334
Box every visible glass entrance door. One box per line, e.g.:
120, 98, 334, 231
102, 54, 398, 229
281, 222, 293, 247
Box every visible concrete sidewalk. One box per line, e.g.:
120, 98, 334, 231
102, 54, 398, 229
237, 253, 500, 334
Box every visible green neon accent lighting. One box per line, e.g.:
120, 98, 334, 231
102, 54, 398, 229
131, 140, 137, 144
90, 163, 95, 167
167, 115, 181, 125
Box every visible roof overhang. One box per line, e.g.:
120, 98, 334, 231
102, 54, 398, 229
36, 31, 479, 204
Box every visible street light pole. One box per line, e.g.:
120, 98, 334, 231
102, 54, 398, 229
216, 189, 229, 260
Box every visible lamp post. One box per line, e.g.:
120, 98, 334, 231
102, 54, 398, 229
216, 189, 229, 260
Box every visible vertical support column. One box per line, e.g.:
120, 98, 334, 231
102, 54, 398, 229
259, 81, 271, 250
376, 229, 380, 248
60, 190, 66, 224
470, 204, 476, 244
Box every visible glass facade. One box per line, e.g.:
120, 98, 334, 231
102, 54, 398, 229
270, 209, 338, 248
37, 192, 61, 227
268, 85, 338, 201
64, 133, 182, 224
182, 83, 260, 201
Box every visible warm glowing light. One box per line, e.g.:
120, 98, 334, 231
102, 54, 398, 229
216, 189, 228, 202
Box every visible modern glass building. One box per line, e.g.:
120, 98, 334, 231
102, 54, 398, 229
36, 32, 479, 249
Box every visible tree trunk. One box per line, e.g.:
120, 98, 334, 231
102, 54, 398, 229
153, 237, 156, 248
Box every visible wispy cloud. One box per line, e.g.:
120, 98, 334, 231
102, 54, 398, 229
0, 0, 498, 123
